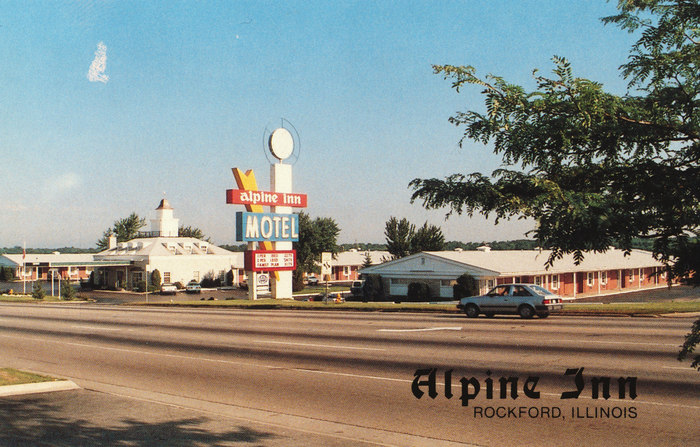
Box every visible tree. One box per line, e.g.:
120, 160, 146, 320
96, 213, 146, 249
150, 269, 162, 288
60, 281, 76, 300
362, 252, 374, 269
32, 281, 45, 300
178, 225, 210, 241
411, 222, 446, 252
384, 217, 415, 259
410, 1, 699, 369
293, 212, 340, 291
453, 273, 480, 299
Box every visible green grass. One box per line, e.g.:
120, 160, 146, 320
0, 368, 57, 386
292, 285, 349, 295
0, 294, 62, 302
149, 298, 457, 311
562, 300, 700, 314
148, 298, 700, 315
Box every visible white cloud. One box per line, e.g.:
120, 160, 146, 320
46, 173, 81, 194
87, 41, 109, 83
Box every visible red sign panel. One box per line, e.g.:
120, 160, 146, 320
226, 189, 307, 208
244, 250, 297, 272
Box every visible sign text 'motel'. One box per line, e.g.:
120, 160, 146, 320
226, 189, 307, 208
236, 212, 299, 242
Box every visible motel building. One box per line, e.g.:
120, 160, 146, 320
359, 246, 670, 300
92, 199, 244, 290
0, 252, 118, 282
324, 249, 391, 281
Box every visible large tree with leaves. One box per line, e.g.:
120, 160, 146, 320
410, 1, 699, 369
96, 213, 147, 249
384, 217, 415, 259
411, 222, 446, 253
292, 212, 340, 291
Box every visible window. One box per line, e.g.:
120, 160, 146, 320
163, 272, 171, 283
441, 279, 457, 287
487, 279, 495, 289
193, 271, 199, 281
343, 266, 351, 277
551, 274, 560, 290
534, 276, 542, 287
513, 286, 532, 297
601, 271, 608, 285
587, 272, 595, 287
391, 278, 411, 285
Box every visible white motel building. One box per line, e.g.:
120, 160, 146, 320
92, 199, 244, 289
359, 246, 670, 299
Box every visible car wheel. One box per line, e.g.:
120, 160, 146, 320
464, 304, 479, 318
518, 305, 535, 319
538, 312, 550, 318
484, 312, 495, 318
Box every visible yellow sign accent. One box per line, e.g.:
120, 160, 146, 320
232, 168, 279, 280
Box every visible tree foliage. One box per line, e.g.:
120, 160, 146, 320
60, 281, 76, 300
292, 212, 340, 291
96, 213, 146, 249
178, 225, 209, 241
31, 281, 45, 300
384, 217, 445, 258
411, 222, 446, 252
150, 269, 162, 288
410, 0, 699, 369
384, 217, 414, 259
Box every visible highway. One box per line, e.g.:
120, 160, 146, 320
0, 302, 698, 446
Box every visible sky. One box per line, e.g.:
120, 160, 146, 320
0, 0, 638, 248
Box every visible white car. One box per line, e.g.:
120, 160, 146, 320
160, 283, 177, 295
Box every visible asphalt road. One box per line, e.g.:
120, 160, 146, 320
0, 303, 698, 446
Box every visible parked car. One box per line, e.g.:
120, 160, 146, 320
349, 280, 364, 299
457, 284, 563, 319
160, 283, 177, 295
185, 281, 201, 294
306, 275, 319, 286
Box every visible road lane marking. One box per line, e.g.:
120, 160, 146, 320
377, 327, 462, 332
2, 333, 698, 411
71, 325, 121, 331
252, 340, 385, 351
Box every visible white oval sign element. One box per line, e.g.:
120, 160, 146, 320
269, 128, 294, 160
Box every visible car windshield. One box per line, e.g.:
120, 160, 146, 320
529, 285, 553, 295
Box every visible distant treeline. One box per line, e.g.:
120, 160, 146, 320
0, 247, 100, 255
1, 238, 658, 255
338, 238, 658, 252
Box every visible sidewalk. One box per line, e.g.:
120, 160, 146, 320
0, 381, 470, 447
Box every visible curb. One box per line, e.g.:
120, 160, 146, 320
0, 380, 80, 397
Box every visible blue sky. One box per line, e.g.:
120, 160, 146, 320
1, 1, 637, 248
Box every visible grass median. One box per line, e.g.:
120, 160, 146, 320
0, 368, 57, 386
142, 298, 700, 315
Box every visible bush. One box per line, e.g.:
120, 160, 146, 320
60, 281, 76, 300
200, 271, 218, 288
0, 266, 15, 281
174, 281, 185, 290
135, 281, 147, 293
453, 273, 480, 299
407, 282, 431, 301
32, 281, 45, 300
150, 269, 162, 287
225, 269, 234, 287
362, 274, 385, 301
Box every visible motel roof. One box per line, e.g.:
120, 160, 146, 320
360, 248, 664, 278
